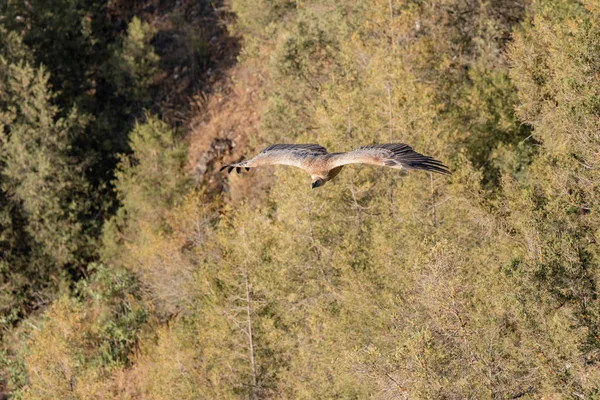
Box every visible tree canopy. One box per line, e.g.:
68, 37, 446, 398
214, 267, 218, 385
1, 0, 599, 398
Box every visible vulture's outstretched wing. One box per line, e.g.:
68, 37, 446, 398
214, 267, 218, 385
220, 144, 328, 174
327, 144, 450, 175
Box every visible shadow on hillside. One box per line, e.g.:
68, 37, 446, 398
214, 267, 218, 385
111, 0, 240, 127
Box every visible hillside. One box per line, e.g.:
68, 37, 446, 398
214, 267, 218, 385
1, 0, 600, 398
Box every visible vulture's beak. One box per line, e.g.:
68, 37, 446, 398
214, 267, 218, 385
311, 182, 319, 189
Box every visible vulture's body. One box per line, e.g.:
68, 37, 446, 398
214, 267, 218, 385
220, 143, 450, 189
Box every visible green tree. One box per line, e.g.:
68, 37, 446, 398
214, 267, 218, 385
1, 2, 165, 234
108, 17, 159, 105
101, 115, 190, 314
506, 0, 600, 384
0, 30, 92, 325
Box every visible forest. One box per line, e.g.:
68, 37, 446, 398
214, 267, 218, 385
0, 0, 599, 398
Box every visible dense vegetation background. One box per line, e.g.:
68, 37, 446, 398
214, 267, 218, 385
0, 0, 599, 398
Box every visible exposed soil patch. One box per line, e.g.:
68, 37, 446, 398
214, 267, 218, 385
187, 63, 270, 201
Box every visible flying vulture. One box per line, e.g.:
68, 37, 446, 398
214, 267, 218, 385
220, 143, 450, 189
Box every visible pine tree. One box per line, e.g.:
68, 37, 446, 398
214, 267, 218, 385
0, 28, 91, 324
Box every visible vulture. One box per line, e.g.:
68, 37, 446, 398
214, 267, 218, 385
220, 143, 450, 189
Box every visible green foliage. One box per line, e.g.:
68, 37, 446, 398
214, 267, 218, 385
102, 116, 188, 259
506, 0, 600, 364
101, 116, 191, 316
18, 297, 115, 399
1, 2, 167, 251
3, 0, 600, 398
76, 263, 147, 366
231, 0, 296, 42
108, 17, 160, 104
0, 35, 91, 325
5, 263, 146, 399
0, 4, 168, 328
1, 0, 107, 107
0, 61, 90, 266
0, 1, 224, 398
113, 116, 188, 216
193, 0, 597, 396
0, 347, 26, 399
0, 28, 33, 65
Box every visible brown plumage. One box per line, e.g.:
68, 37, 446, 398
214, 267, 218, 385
220, 143, 450, 189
